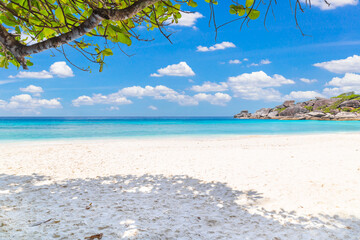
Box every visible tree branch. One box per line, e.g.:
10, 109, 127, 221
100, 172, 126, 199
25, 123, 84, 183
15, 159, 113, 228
0, 0, 161, 69
23, 0, 160, 56
0, 25, 27, 69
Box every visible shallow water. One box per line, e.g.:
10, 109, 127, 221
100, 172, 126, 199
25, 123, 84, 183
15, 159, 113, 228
1, 117, 360, 141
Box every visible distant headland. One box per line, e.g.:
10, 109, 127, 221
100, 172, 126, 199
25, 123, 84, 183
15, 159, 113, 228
234, 92, 360, 121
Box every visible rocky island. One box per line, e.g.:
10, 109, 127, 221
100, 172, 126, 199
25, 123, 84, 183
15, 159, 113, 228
234, 92, 360, 120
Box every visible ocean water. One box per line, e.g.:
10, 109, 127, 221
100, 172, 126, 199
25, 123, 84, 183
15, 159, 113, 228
0, 117, 360, 141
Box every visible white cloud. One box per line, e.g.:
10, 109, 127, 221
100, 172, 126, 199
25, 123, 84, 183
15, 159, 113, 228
322, 87, 350, 97
327, 73, 360, 87
228, 71, 294, 88
229, 59, 241, 64
249, 59, 272, 67
283, 91, 324, 100
303, 0, 358, 10
73, 85, 232, 107
50, 61, 74, 78
9, 70, 53, 79
300, 78, 318, 83
21, 33, 37, 45
0, 94, 61, 114
119, 85, 177, 98
197, 42, 236, 52
322, 73, 360, 96
227, 71, 295, 101
117, 85, 199, 106
243, 58, 249, 61
322, 86, 360, 97
73, 85, 197, 107
72, 94, 132, 107
260, 59, 271, 65
8, 31, 36, 45
151, 62, 195, 77
190, 82, 228, 92
0, 80, 17, 85
232, 86, 283, 101
108, 106, 120, 111
128, 86, 198, 106
20, 85, 44, 97
148, 105, 158, 110
175, 12, 204, 27
314, 55, 360, 74
194, 93, 232, 106
9, 61, 74, 79
319, 72, 360, 97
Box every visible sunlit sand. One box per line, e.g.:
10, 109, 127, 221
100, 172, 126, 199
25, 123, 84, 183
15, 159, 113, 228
1, 134, 359, 239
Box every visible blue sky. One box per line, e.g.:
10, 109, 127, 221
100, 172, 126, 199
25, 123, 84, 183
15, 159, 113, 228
1, 0, 360, 116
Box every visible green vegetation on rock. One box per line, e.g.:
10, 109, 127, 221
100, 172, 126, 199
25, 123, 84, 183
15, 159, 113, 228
304, 106, 313, 111
327, 92, 360, 111
332, 92, 360, 101
277, 107, 286, 113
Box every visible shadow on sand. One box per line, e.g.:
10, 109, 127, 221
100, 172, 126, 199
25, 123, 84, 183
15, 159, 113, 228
0, 173, 359, 239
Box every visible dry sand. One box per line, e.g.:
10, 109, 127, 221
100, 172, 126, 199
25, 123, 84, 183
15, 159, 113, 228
0, 134, 360, 239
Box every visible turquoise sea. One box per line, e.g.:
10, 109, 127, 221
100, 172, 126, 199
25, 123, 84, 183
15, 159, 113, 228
1, 117, 360, 141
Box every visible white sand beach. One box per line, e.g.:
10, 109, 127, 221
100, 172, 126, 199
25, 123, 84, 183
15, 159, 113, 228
1, 134, 360, 239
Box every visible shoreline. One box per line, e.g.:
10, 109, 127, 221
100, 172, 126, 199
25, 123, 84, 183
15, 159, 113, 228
1, 131, 360, 145
1, 133, 360, 238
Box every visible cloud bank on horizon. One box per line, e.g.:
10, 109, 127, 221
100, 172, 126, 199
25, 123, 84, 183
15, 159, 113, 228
1, 1, 360, 115
3, 52, 360, 114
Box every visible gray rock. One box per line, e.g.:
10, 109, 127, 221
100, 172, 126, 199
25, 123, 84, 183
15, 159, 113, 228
294, 113, 307, 120
268, 111, 279, 118
253, 108, 272, 118
335, 112, 359, 119
296, 102, 306, 107
306, 111, 326, 118
338, 100, 360, 108
325, 113, 335, 119
234, 110, 252, 119
279, 106, 309, 117
304, 100, 316, 107
313, 98, 338, 110
234, 96, 360, 121
330, 109, 340, 115
283, 100, 295, 108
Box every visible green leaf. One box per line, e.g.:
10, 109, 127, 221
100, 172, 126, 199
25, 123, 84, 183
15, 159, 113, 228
55, 7, 64, 23
237, 8, 245, 16
117, 33, 132, 46
15, 26, 21, 34
245, 0, 254, 8
246, 8, 260, 20
188, 0, 198, 7
0, 15, 17, 27
102, 48, 113, 56
26, 60, 33, 66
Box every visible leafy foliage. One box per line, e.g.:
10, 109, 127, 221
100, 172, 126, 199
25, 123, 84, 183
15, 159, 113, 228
333, 92, 360, 101
0, 0, 267, 71
304, 105, 313, 111
0, 0, 325, 71
326, 92, 360, 111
